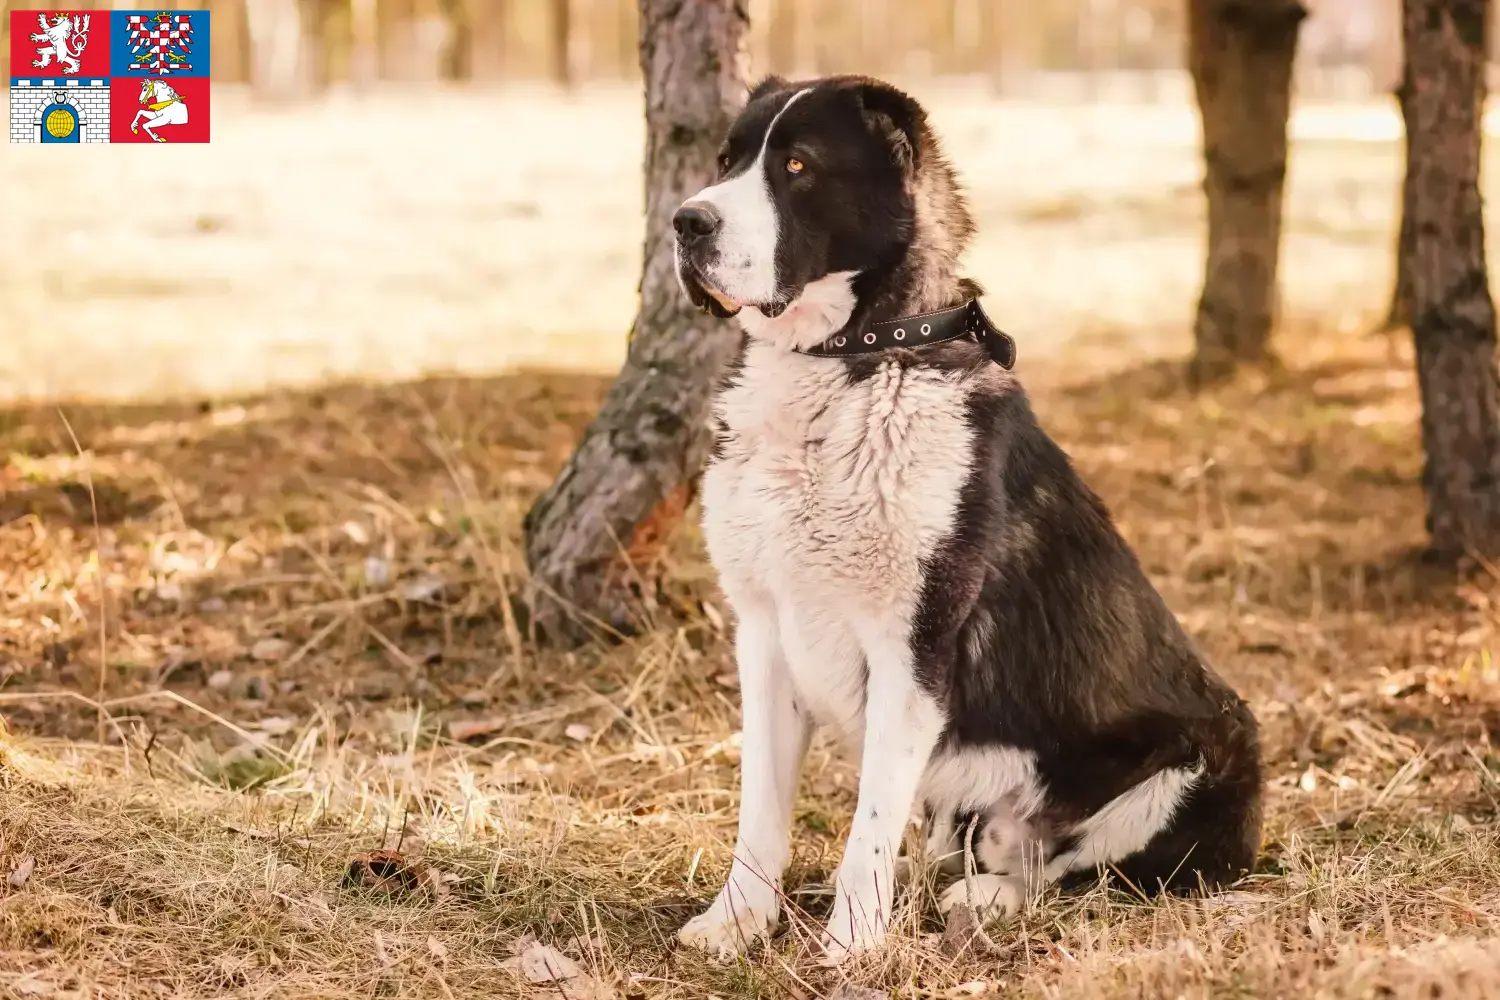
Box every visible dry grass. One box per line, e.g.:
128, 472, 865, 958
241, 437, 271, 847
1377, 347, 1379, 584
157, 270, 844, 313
4, 312, 1500, 998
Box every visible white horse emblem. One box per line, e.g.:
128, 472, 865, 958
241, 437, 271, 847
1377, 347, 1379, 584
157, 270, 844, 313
30, 12, 91, 75
131, 79, 189, 143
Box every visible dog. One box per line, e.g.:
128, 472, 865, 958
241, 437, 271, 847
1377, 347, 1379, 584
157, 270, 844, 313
670, 74, 1263, 964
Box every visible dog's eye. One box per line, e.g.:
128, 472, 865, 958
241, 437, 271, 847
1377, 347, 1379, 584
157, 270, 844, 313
786, 157, 805, 175
717, 154, 730, 174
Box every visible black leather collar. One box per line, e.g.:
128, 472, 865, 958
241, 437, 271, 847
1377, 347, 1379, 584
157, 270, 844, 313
794, 299, 1016, 369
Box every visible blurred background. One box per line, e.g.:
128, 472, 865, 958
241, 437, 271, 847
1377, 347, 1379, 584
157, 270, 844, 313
0, 0, 1461, 404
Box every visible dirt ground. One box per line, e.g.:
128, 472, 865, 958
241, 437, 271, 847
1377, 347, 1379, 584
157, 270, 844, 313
3, 85, 1500, 999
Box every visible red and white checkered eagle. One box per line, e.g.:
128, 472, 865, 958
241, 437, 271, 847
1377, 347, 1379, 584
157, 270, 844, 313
125, 11, 194, 74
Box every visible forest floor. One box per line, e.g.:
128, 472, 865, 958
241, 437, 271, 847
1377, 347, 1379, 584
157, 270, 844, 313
6, 320, 1500, 999
4, 86, 1500, 999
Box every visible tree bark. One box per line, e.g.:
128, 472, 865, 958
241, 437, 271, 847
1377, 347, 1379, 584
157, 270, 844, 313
348, 0, 379, 87
246, 0, 312, 100
1382, 160, 1415, 332
551, 0, 574, 88
522, 0, 749, 646
1401, 0, 1500, 559
1186, 0, 1307, 386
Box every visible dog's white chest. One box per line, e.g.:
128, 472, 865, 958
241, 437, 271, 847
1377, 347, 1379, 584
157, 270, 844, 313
702, 345, 976, 733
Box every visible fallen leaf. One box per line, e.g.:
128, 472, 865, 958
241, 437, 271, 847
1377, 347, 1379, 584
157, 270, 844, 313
373, 929, 392, 967
207, 669, 235, 690
10, 973, 54, 997
940, 904, 985, 958
7, 855, 35, 889
449, 717, 506, 743
403, 574, 446, 602
506, 932, 538, 957
343, 849, 433, 896
500, 942, 617, 998
255, 716, 295, 736
427, 935, 448, 962
515, 942, 583, 983
829, 988, 889, 1000
250, 638, 292, 662
564, 723, 592, 742
566, 931, 604, 955
1199, 891, 1271, 911
364, 556, 391, 587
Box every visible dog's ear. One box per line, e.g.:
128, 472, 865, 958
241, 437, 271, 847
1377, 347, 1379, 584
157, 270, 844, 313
747, 75, 790, 104
844, 78, 925, 174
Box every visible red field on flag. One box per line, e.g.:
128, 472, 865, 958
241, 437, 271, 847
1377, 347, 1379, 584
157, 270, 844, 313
110, 75, 209, 143
9, 10, 110, 78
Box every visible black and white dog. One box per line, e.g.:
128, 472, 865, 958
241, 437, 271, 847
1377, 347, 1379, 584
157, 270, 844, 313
671, 75, 1263, 963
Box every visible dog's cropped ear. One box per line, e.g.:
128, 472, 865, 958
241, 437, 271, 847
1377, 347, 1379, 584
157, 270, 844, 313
844, 77, 926, 173
747, 75, 790, 104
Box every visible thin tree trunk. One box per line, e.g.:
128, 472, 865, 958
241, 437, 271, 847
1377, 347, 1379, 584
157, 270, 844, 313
246, 0, 311, 100
551, 0, 573, 88
438, 0, 472, 80
348, 0, 378, 87
1382, 154, 1415, 333
1401, 0, 1500, 559
1381, 66, 1415, 335
1186, 0, 1306, 386
522, 0, 749, 645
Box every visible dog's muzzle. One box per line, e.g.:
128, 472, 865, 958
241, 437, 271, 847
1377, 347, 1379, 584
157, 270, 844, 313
672, 200, 745, 318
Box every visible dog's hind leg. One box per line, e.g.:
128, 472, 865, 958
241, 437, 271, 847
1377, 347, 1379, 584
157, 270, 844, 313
678, 597, 810, 961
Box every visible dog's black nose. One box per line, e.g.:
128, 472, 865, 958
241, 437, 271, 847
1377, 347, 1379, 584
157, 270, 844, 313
673, 203, 720, 241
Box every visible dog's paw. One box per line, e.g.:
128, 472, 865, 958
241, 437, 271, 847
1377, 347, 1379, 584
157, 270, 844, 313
816, 922, 887, 966
677, 896, 778, 963
817, 887, 890, 965
937, 873, 1024, 920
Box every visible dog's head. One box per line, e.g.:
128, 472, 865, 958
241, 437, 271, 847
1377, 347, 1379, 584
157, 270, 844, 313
673, 75, 938, 323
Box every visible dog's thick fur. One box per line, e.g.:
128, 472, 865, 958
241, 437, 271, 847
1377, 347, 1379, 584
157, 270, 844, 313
670, 75, 1263, 963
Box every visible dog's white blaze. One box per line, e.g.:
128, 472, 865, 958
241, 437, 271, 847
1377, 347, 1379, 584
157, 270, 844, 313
688, 88, 812, 306
1045, 760, 1205, 881
737, 270, 858, 351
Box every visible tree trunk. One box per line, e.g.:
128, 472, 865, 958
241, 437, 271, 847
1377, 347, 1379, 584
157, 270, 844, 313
1401, 0, 1500, 559
522, 0, 749, 645
1382, 171, 1416, 333
1380, 74, 1416, 334
551, 0, 574, 88
246, 0, 311, 100
1186, 0, 1307, 386
348, 0, 379, 87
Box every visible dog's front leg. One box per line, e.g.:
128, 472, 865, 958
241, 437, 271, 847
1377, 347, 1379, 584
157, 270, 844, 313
821, 633, 944, 963
679, 598, 810, 961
